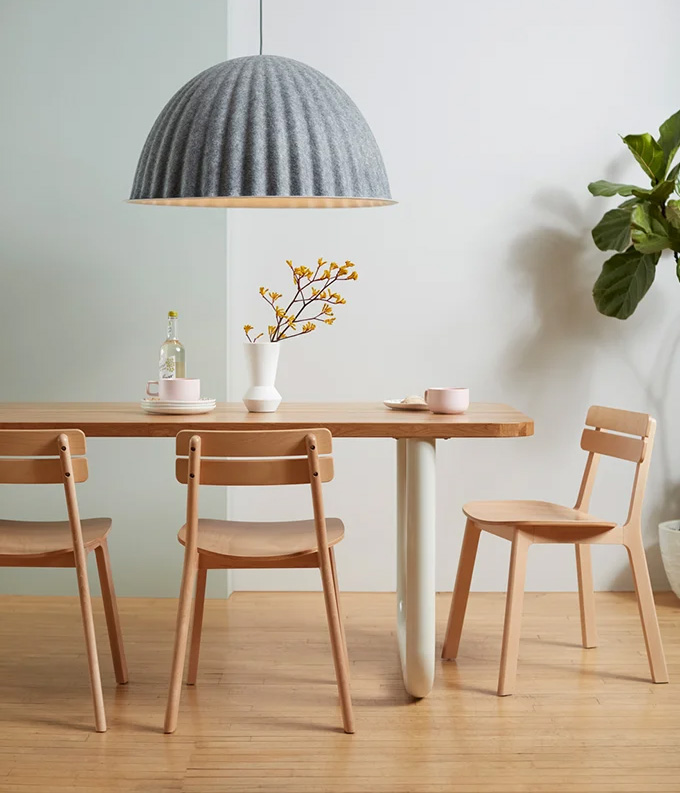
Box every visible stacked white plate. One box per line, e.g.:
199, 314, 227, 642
141, 397, 216, 415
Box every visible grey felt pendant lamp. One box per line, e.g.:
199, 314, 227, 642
129, 8, 394, 208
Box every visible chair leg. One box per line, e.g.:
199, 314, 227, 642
575, 543, 598, 649
95, 541, 128, 684
74, 548, 107, 732
329, 548, 349, 669
625, 538, 669, 683
187, 567, 207, 686
498, 530, 531, 696
442, 519, 481, 660
319, 550, 354, 733
164, 549, 199, 733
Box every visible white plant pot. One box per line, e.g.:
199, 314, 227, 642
242, 341, 282, 413
659, 520, 680, 598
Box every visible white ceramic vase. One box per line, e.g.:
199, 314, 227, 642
659, 520, 680, 599
242, 341, 282, 413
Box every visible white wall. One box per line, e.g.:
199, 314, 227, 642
0, 0, 230, 596
2, 0, 679, 597
227, 0, 680, 592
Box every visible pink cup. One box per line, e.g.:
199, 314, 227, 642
425, 387, 469, 414
146, 378, 201, 401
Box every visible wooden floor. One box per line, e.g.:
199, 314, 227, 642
0, 591, 678, 793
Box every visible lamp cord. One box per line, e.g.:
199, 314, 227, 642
259, 0, 263, 55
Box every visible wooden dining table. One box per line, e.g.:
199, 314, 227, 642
0, 401, 533, 698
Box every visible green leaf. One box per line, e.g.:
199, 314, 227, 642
591, 208, 632, 252
593, 248, 658, 319
588, 180, 647, 197
631, 203, 672, 253
648, 179, 676, 203
658, 109, 680, 172
664, 200, 680, 252
618, 197, 640, 208
667, 199, 680, 230
622, 133, 666, 182
667, 162, 680, 183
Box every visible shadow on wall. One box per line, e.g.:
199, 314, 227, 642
500, 188, 619, 424
501, 186, 680, 590
609, 316, 680, 589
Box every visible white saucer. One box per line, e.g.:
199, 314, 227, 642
141, 398, 216, 415
384, 399, 429, 411
143, 398, 215, 405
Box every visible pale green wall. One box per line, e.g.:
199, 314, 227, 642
0, 0, 230, 596
5, 0, 680, 598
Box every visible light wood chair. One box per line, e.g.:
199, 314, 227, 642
165, 428, 353, 734
0, 429, 128, 731
442, 405, 668, 695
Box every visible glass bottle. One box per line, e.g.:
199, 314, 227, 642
159, 311, 186, 379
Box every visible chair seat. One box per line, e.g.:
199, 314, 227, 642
178, 517, 345, 559
463, 500, 616, 529
0, 517, 112, 556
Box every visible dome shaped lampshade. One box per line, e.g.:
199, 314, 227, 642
129, 55, 395, 208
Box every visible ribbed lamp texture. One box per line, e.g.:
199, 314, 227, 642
130, 55, 394, 208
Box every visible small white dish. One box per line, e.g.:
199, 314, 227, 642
141, 398, 216, 415
143, 398, 215, 406
383, 399, 429, 412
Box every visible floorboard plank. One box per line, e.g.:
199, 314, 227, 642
0, 592, 678, 792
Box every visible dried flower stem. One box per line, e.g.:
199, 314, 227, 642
244, 258, 358, 343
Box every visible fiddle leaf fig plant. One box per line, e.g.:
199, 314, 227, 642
589, 110, 680, 318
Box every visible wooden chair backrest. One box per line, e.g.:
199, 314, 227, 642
176, 429, 335, 555
575, 406, 655, 528
175, 429, 333, 487
0, 429, 88, 484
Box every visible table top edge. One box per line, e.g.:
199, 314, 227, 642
0, 402, 534, 439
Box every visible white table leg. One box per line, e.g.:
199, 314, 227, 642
396, 437, 437, 697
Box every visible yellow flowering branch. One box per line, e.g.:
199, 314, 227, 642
242, 325, 263, 343
244, 258, 358, 342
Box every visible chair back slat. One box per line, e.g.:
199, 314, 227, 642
580, 428, 647, 463
175, 428, 332, 458
0, 456, 88, 484
575, 406, 656, 529
585, 406, 651, 438
175, 429, 334, 487
176, 455, 333, 486
0, 430, 88, 484
0, 429, 86, 457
